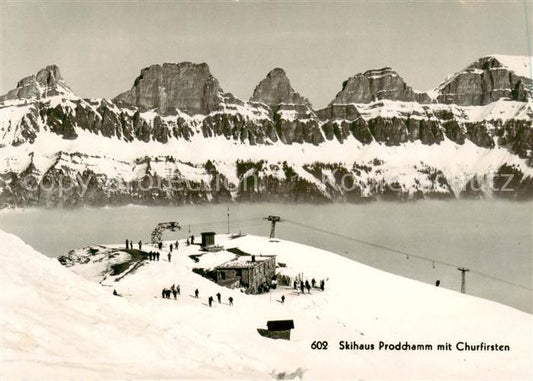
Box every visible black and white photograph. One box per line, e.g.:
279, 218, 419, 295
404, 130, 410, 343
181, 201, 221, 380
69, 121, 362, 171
0, 0, 532, 379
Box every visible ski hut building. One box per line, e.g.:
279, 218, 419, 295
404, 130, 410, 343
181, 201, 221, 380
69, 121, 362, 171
201, 232, 216, 248
257, 320, 295, 341
215, 255, 276, 294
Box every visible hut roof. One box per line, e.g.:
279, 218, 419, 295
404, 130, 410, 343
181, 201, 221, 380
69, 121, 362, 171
267, 320, 295, 331
216, 255, 274, 269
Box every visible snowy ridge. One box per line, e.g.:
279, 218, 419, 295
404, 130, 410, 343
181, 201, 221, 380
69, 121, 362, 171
2, 230, 531, 379
329, 98, 533, 123
488, 54, 533, 79
1, 96, 531, 148
0, 231, 274, 379
430, 54, 533, 97
1, 126, 532, 204
1, 56, 532, 205
2, 129, 532, 179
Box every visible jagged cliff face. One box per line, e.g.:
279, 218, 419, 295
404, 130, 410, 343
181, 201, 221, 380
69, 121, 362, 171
436, 55, 533, 106
250, 68, 311, 108
330, 67, 431, 105
0, 65, 73, 102
0, 56, 532, 207
114, 62, 224, 116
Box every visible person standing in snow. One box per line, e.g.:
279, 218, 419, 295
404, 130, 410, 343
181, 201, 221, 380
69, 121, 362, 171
125, 239, 129, 250
171, 284, 177, 299
156, 252, 160, 261
177, 285, 181, 295
175, 240, 179, 250
320, 280, 325, 291
190, 235, 195, 244
300, 282, 305, 294
216, 292, 221, 303
305, 280, 311, 294
228, 296, 233, 306
311, 278, 316, 288
162, 288, 166, 299
138, 240, 142, 250
195, 289, 199, 298
158, 242, 163, 250
281, 295, 285, 303
170, 243, 173, 252
168, 252, 172, 262
293, 280, 297, 289
208, 296, 213, 307
186, 238, 190, 246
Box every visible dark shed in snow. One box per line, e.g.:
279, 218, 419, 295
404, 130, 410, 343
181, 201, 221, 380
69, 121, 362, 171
257, 319, 295, 341
267, 320, 295, 331
201, 232, 216, 248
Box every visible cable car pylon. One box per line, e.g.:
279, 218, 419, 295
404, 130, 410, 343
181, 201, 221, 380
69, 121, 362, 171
265, 215, 281, 239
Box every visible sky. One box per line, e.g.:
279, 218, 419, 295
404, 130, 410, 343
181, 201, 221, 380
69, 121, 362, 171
1, 0, 532, 108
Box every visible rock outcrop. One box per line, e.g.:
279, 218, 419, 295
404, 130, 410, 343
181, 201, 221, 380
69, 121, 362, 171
250, 68, 319, 138
114, 62, 224, 116
1, 56, 532, 207
250, 68, 311, 108
0, 65, 73, 102
436, 55, 533, 106
1, 60, 531, 151
329, 67, 430, 105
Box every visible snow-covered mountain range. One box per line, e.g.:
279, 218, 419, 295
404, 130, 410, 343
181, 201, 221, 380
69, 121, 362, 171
1, 55, 532, 207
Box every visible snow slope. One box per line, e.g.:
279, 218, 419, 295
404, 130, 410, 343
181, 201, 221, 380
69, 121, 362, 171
2, 126, 533, 182
1, 231, 532, 379
489, 54, 533, 79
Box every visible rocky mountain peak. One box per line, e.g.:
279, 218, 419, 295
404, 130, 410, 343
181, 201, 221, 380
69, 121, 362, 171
250, 68, 311, 109
267, 67, 287, 77
0, 65, 74, 102
435, 55, 532, 105
114, 62, 225, 116
330, 67, 429, 105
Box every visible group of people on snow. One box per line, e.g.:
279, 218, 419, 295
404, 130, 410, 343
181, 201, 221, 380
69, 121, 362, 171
158, 241, 179, 252
125, 239, 143, 251
292, 278, 325, 294
125, 238, 184, 262
208, 292, 233, 307
147, 251, 160, 261
193, 288, 233, 307
162, 284, 181, 299
277, 278, 325, 304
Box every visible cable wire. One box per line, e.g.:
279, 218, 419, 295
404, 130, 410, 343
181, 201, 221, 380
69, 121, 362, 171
283, 218, 532, 292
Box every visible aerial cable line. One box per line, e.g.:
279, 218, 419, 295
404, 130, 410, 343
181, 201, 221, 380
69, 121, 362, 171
178, 215, 531, 292
283, 218, 532, 292
186, 221, 265, 229
188, 220, 264, 229
189, 217, 263, 225
468, 268, 531, 291
186, 218, 263, 229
